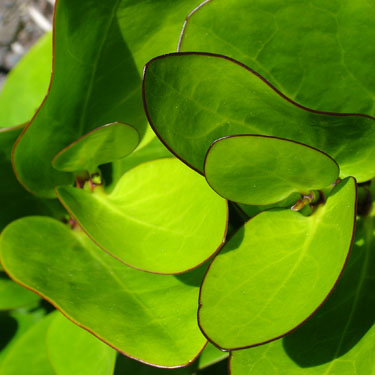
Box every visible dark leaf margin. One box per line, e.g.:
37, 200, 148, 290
196, 178, 358, 351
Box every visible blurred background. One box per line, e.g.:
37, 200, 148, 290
0, 0, 53, 89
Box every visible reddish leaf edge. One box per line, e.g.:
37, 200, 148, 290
196, 177, 358, 352
203, 134, 340, 206
10, 0, 59, 197
0, 219, 208, 369
54, 157, 229, 276
142, 52, 375, 177
177, 0, 213, 51
51, 121, 141, 172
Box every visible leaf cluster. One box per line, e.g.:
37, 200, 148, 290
0, 0, 374, 374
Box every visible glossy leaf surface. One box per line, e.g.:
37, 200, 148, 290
52, 122, 139, 173
204, 135, 339, 205
47, 312, 116, 375
13, 0, 204, 197
0, 216, 207, 367
199, 178, 356, 349
56, 158, 227, 274
143, 53, 375, 182
0, 312, 55, 375
230, 214, 375, 374
0, 32, 52, 128
180, 0, 375, 116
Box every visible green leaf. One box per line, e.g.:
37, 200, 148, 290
109, 134, 173, 189
0, 216, 207, 367
47, 312, 116, 375
0, 32, 52, 128
143, 53, 375, 182
0, 126, 64, 232
12, 0, 206, 198
52, 122, 139, 173
0, 307, 48, 367
0, 312, 56, 375
114, 343, 227, 375
197, 343, 228, 370
204, 135, 339, 205
238, 193, 301, 218
114, 355, 195, 375
56, 158, 228, 274
230, 214, 375, 374
179, 0, 375, 116
0, 273, 40, 311
198, 178, 356, 350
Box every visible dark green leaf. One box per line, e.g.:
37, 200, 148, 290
0, 307, 47, 367
204, 135, 339, 205
0, 126, 65, 232
143, 53, 374, 182
52, 122, 139, 173
0, 312, 56, 375
12, 0, 206, 197
180, 0, 375, 115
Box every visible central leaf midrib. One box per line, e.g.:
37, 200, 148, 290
77, 0, 121, 136
84, 243, 188, 357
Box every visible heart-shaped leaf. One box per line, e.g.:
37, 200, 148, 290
56, 158, 228, 274
47, 312, 116, 375
230, 213, 375, 374
0, 216, 207, 367
143, 53, 374, 182
198, 178, 356, 350
52, 122, 139, 173
204, 135, 339, 205
0, 312, 56, 375
179, 0, 375, 116
12, 0, 206, 198
0, 32, 52, 128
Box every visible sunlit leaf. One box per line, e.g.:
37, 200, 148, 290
47, 312, 116, 375
0, 216, 207, 367
56, 158, 227, 274
0, 312, 56, 375
0, 32, 52, 128
199, 178, 356, 349
230, 214, 375, 374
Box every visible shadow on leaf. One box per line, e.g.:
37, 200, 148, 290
283, 215, 375, 366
